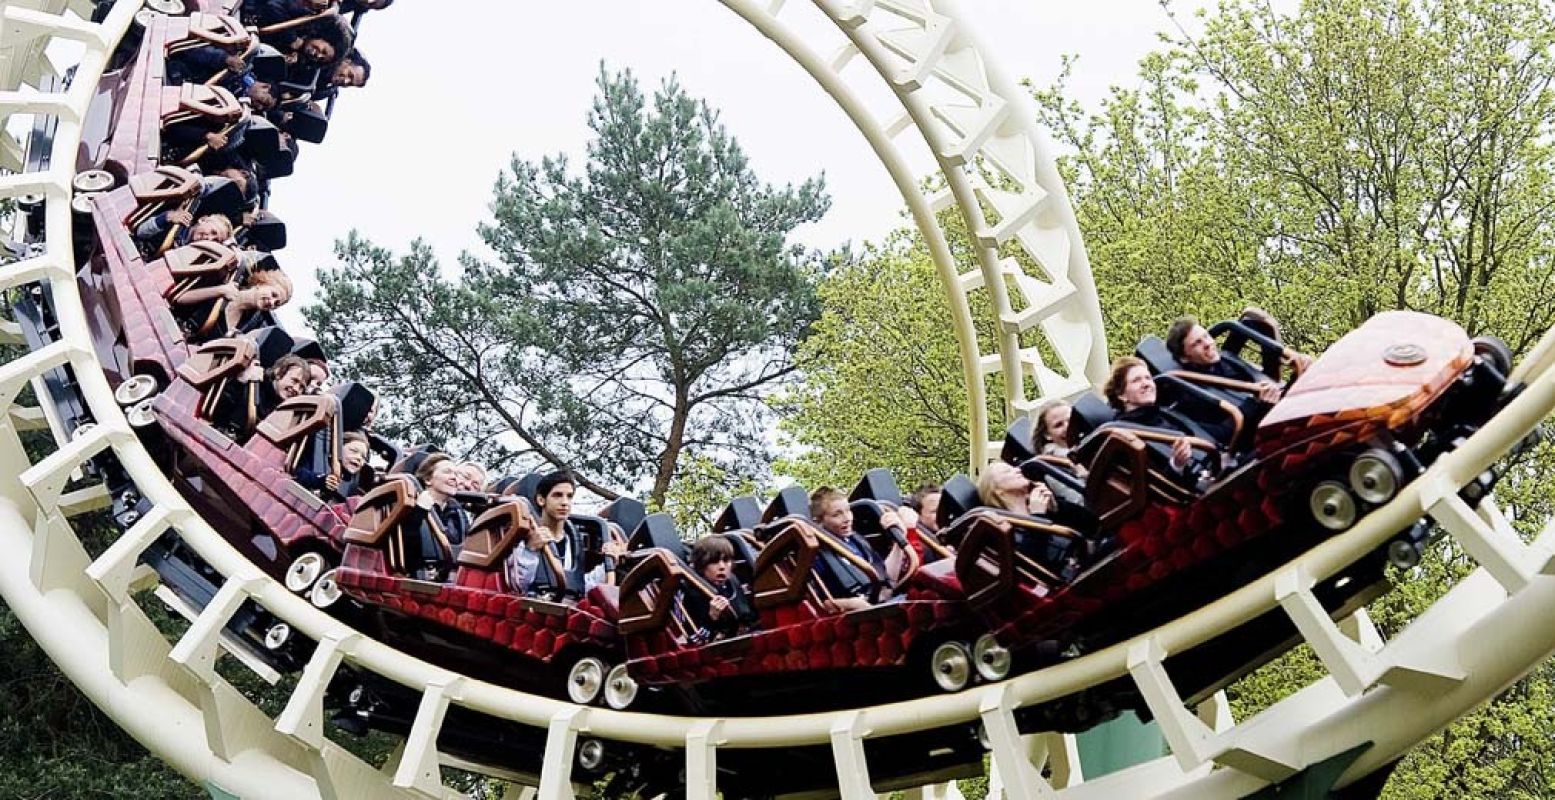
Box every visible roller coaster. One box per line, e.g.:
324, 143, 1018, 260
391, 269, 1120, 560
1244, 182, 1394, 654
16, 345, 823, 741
5, 1, 1555, 798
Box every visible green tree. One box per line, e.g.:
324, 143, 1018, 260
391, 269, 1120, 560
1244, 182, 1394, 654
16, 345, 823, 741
787, 0, 1555, 794
777, 230, 970, 490
1025, 0, 1555, 795
307, 67, 830, 504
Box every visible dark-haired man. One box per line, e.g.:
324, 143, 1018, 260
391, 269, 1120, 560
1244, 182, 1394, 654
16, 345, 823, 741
505, 471, 627, 598
1166, 316, 1283, 406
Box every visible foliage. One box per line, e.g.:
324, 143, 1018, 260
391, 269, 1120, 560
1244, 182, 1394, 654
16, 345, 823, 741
1034, 0, 1555, 357
1021, 0, 1555, 795
307, 67, 830, 504
776, 231, 971, 490
0, 514, 200, 800
786, 0, 1555, 795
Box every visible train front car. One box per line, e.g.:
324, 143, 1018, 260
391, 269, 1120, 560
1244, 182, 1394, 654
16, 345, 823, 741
955, 311, 1512, 728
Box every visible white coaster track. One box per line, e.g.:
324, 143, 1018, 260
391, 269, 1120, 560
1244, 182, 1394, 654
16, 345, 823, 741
1, 1, 1554, 798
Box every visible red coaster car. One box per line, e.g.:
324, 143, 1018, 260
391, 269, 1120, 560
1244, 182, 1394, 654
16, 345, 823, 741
333, 481, 624, 703
616, 477, 993, 713
960, 311, 1513, 661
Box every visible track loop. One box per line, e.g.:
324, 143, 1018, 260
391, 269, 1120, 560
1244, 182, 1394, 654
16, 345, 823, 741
3, 1, 1555, 799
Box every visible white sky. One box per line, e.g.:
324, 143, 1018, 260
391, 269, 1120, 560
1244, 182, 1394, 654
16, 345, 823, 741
270, 1, 1227, 332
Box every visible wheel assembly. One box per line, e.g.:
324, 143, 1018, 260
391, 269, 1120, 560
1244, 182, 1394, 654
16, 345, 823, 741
930, 641, 973, 692
71, 169, 117, 193
1349, 448, 1403, 505
283, 552, 328, 594
603, 663, 638, 710
566, 656, 607, 705
309, 569, 342, 608
143, 0, 187, 14
973, 633, 1011, 682
1309, 480, 1359, 531
114, 374, 158, 406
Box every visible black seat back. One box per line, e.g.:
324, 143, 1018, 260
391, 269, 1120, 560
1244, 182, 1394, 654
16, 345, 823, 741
714, 496, 762, 533
251, 45, 287, 83
1069, 392, 1116, 444
332, 381, 376, 431
629, 512, 687, 562
937, 473, 980, 529
283, 104, 328, 143
251, 325, 295, 367
196, 176, 246, 220
1136, 335, 1180, 375
849, 468, 903, 505
390, 445, 441, 477
246, 212, 287, 251
1002, 417, 1036, 464
762, 485, 811, 523
513, 472, 543, 506
600, 497, 647, 540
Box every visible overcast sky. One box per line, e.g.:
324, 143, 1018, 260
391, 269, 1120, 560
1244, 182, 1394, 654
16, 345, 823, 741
270, 1, 1232, 331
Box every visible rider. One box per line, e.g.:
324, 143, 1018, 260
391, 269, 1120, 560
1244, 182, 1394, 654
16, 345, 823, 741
680, 536, 758, 641
1103, 356, 1222, 485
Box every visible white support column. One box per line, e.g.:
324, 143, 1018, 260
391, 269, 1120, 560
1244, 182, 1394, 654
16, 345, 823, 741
19, 419, 122, 512
536, 707, 586, 800
977, 683, 1054, 798
829, 710, 875, 800
276, 632, 358, 748
1126, 638, 1215, 771
1276, 567, 1378, 696
1427, 482, 1533, 593
684, 719, 724, 800
87, 504, 177, 602
167, 575, 263, 760
1043, 732, 1083, 789
392, 677, 462, 796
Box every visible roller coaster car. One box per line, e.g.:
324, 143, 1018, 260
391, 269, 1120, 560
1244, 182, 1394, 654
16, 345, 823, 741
145, 340, 360, 599
98, 13, 249, 179
333, 484, 624, 703
616, 477, 989, 712
962, 311, 1509, 659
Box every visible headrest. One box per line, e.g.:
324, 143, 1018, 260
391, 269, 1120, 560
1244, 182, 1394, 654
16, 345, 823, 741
250, 325, 295, 366
332, 380, 376, 431
937, 473, 980, 529
1001, 417, 1036, 465
251, 46, 288, 84
1135, 335, 1180, 375
290, 337, 327, 363
849, 468, 902, 505
390, 445, 441, 476
1069, 392, 1116, 444
283, 105, 329, 144
762, 485, 811, 523
513, 472, 542, 505
713, 496, 762, 533
600, 496, 646, 538
238, 116, 283, 158
489, 475, 523, 496
196, 176, 247, 220
628, 512, 685, 561
245, 212, 287, 251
